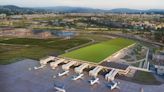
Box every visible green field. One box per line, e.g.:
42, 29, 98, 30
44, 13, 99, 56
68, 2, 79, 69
132, 71, 161, 85
0, 38, 90, 64
61, 38, 135, 63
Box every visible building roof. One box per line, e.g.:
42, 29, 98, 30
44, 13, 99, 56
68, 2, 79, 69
100, 62, 129, 70
61, 38, 135, 63
153, 54, 164, 66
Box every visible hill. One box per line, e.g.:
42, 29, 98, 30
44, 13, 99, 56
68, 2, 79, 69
0, 5, 164, 15
0, 5, 47, 15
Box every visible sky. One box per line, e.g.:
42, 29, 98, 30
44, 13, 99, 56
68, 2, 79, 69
0, 0, 164, 10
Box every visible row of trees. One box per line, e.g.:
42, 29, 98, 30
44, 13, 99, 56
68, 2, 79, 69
154, 28, 164, 43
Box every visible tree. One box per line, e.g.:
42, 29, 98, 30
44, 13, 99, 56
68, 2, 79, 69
154, 28, 164, 43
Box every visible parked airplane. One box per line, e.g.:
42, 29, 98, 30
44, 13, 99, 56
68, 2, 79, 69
54, 86, 66, 92
58, 71, 69, 77
107, 81, 120, 90
54, 82, 66, 92
34, 65, 45, 70
72, 74, 84, 80
89, 77, 100, 85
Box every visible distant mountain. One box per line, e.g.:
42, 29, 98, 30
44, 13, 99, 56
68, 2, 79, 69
40, 7, 164, 14
0, 5, 47, 15
146, 9, 164, 14
109, 8, 142, 13
0, 5, 164, 15
37, 6, 105, 13
109, 8, 164, 14
30, 6, 164, 14
2, 5, 20, 9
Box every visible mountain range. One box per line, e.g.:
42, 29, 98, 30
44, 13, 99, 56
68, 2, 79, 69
0, 5, 47, 15
0, 5, 164, 15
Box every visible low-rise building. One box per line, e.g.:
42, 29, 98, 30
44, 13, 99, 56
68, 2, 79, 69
10, 15, 24, 20
36, 31, 53, 39
0, 28, 53, 39
0, 14, 6, 19
0, 28, 33, 37
153, 51, 164, 75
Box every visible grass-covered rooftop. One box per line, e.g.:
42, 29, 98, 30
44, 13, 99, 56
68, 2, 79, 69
61, 38, 135, 63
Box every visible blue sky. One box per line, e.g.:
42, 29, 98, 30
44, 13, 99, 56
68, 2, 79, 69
0, 0, 164, 9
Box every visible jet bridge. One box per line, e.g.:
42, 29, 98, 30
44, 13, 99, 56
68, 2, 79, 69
40, 56, 56, 65
34, 56, 56, 69
62, 61, 77, 70
50, 58, 66, 69
74, 63, 89, 74
105, 69, 119, 81
89, 66, 103, 77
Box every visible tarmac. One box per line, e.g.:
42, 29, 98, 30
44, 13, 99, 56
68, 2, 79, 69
0, 59, 164, 92
0, 59, 119, 92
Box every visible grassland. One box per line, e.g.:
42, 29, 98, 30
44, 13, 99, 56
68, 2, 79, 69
61, 38, 135, 63
32, 26, 64, 30
78, 33, 110, 42
132, 71, 161, 85
0, 38, 90, 64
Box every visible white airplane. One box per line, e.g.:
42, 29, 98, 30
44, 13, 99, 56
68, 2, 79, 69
58, 71, 69, 77
89, 77, 100, 85
107, 81, 120, 90
72, 74, 84, 80
54, 86, 66, 92
54, 84, 66, 92
34, 65, 45, 70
